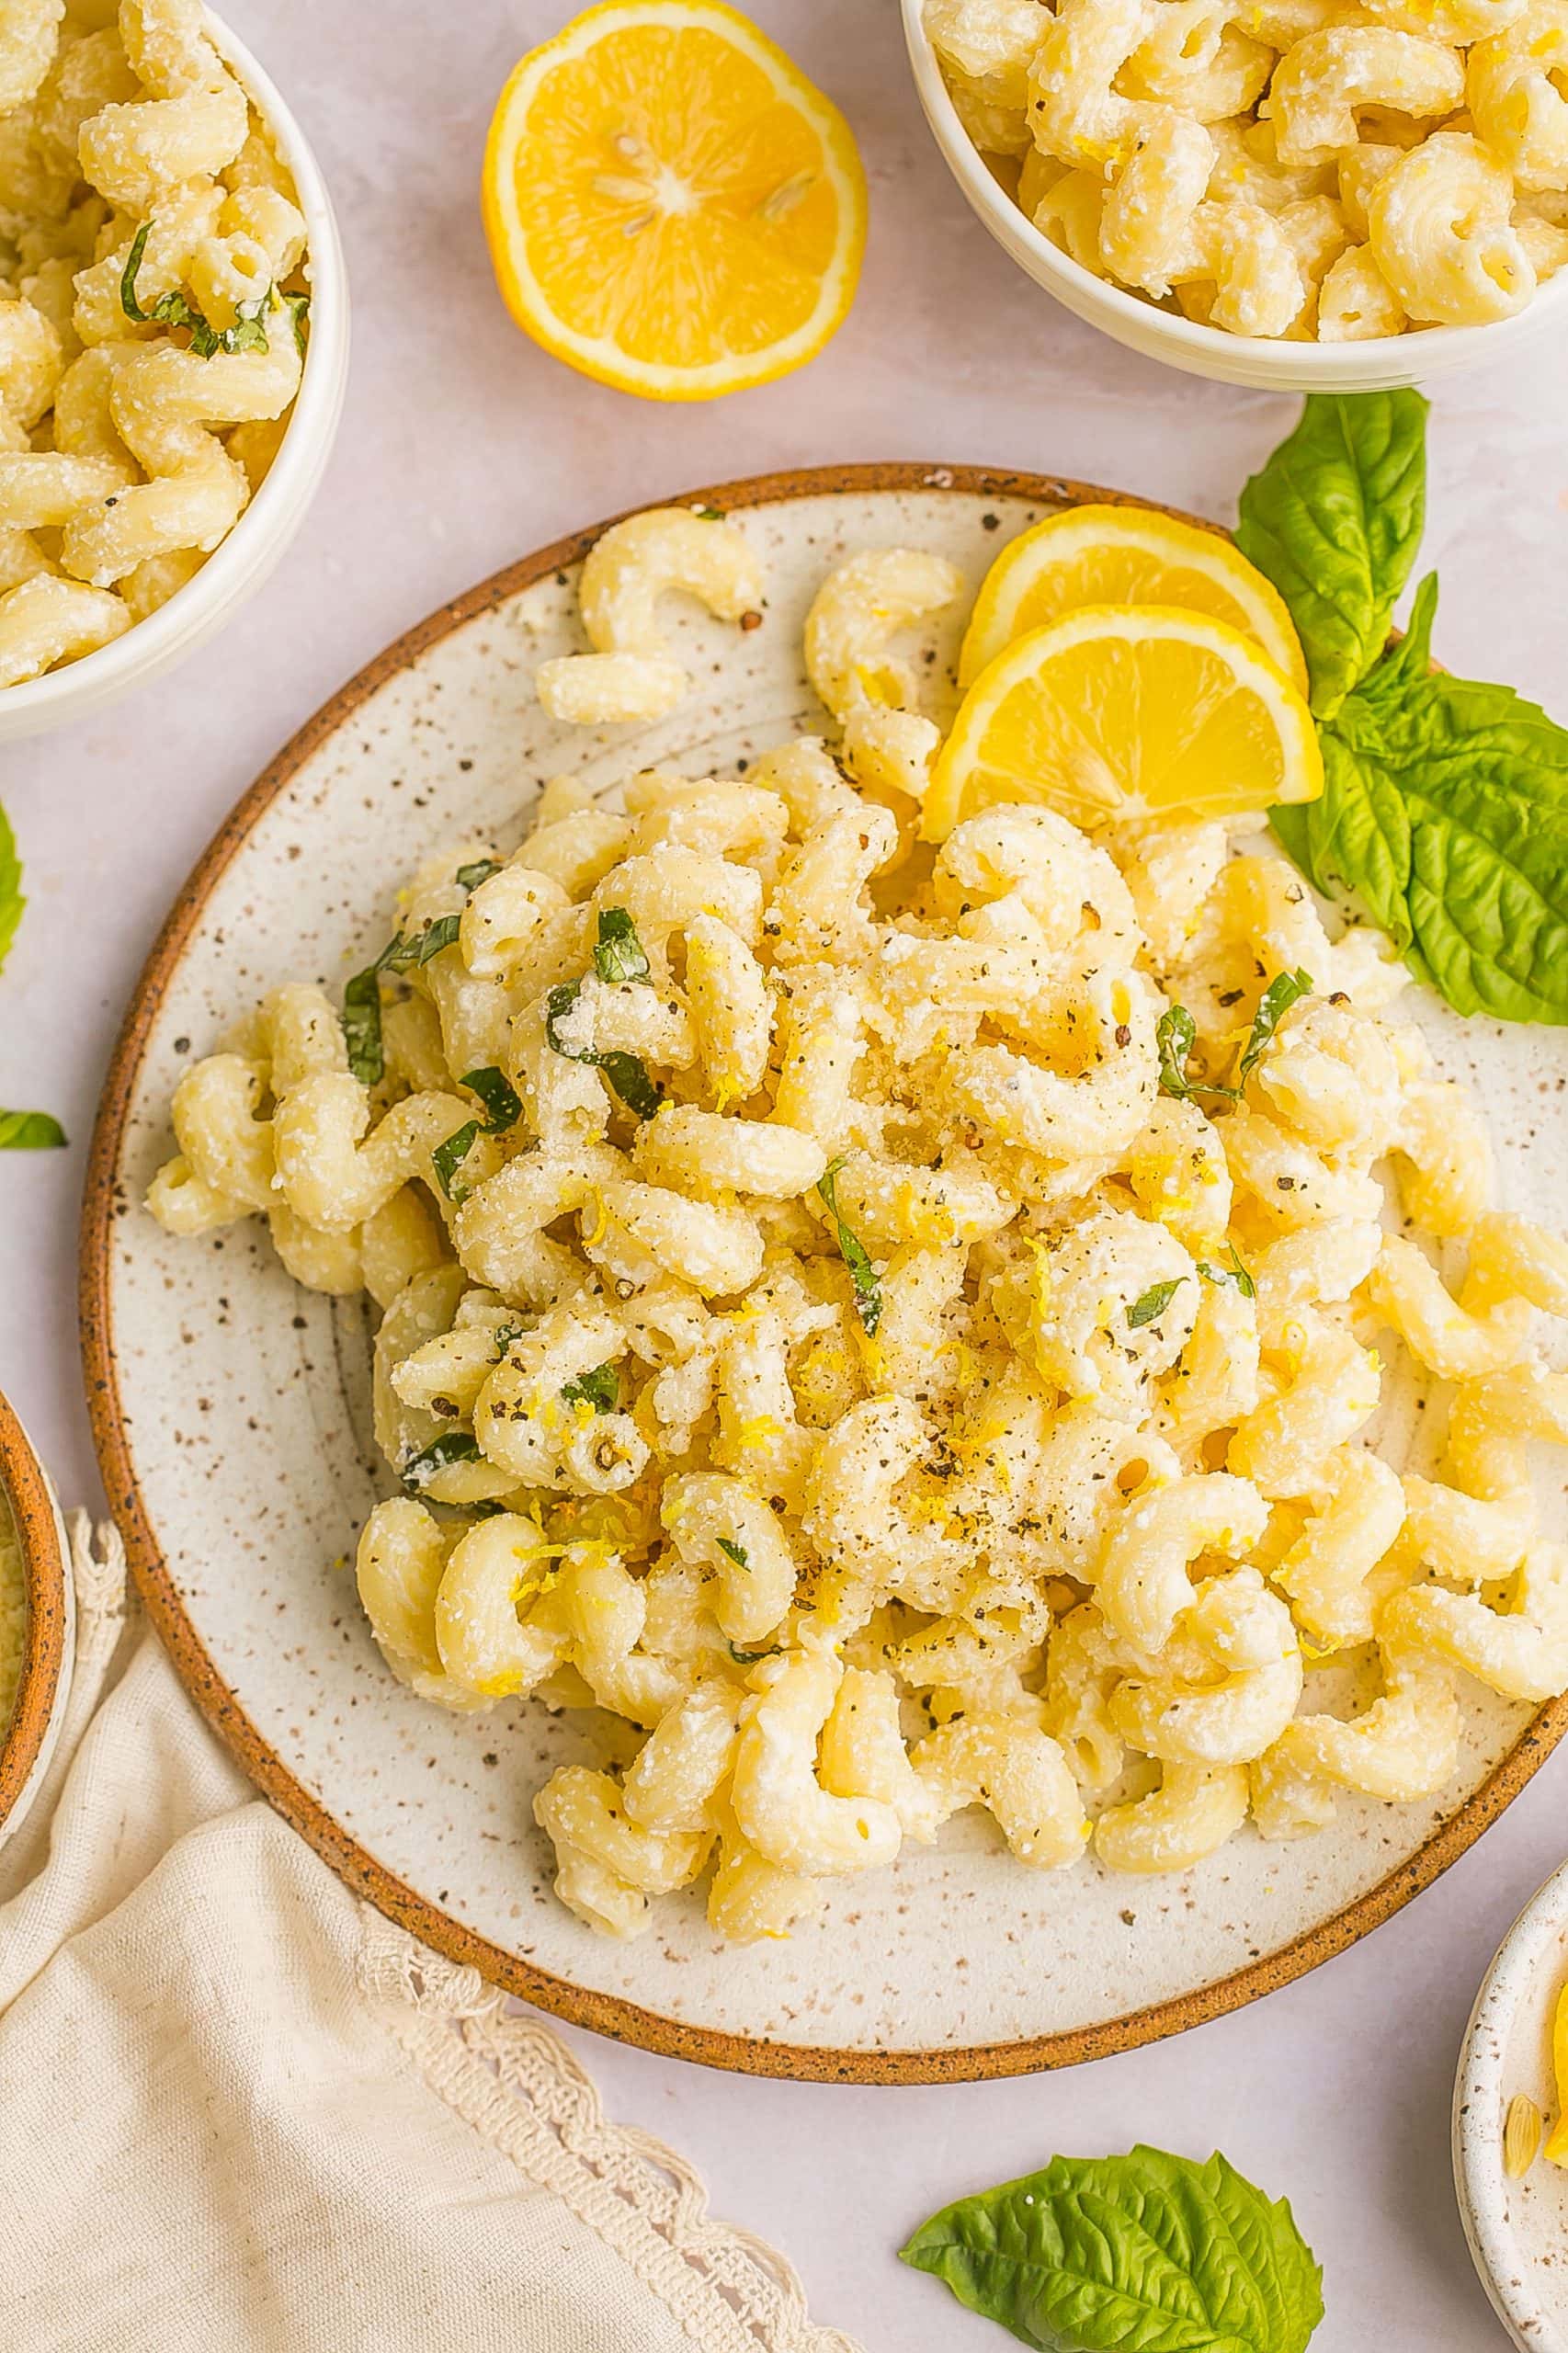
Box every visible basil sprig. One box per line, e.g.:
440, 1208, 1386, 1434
402, 1431, 481, 1494
341, 915, 464, 1086
0, 803, 65, 1151
1241, 391, 1568, 1024
1199, 1245, 1256, 1299
432, 1065, 524, 1204
817, 1155, 881, 1335
902, 2144, 1324, 2353
717, 1536, 748, 1568
120, 219, 306, 358
455, 858, 503, 892
561, 1362, 618, 1414
544, 909, 664, 1120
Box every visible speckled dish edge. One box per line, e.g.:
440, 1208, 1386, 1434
1454, 1859, 1568, 2352
79, 460, 1568, 2083
0, 1388, 74, 1851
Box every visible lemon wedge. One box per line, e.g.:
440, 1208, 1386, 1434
959, 505, 1310, 695
922, 604, 1324, 842
482, 0, 866, 402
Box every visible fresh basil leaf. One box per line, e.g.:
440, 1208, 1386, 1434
455, 858, 502, 893
1199, 1245, 1256, 1300
119, 221, 155, 321
432, 1119, 482, 1202
729, 1642, 779, 1664
1127, 1277, 1187, 1330
1155, 1005, 1199, 1101
0, 801, 25, 978
122, 221, 278, 356
594, 906, 652, 984
817, 1155, 882, 1336
492, 1321, 528, 1358
283, 287, 310, 356
1236, 970, 1312, 1086
717, 1536, 749, 1568
396, 913, 461, 968
901, 2144, 1324, 2353
402, 1431, 481, 1493
341, 931, 410, 1086
1236, 390, 1426, 720
1299, 575, 1568, 1021
461, 1064, 522, 1131
561, 1362, 619, 1414
0, 1109, 66, 1149
544, 978, 664, 1119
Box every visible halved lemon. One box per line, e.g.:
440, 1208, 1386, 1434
922, 605, 1324, 842
482, 0, 867, 402
958, 506, 1310, 697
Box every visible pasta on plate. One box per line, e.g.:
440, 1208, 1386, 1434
147, 513, 1568, 1945
0, 0, 310, 688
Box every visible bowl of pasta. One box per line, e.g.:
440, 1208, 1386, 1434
0, 1387, 74, 1857
0, 0, 348, 736
80, 453, 1568, 2080
903, 0, 1568, 389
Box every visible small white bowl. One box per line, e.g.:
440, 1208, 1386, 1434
902, 0, 1568, 392
0, 8, 349, 741
1454, 1858, 1568, 2353
0, 1389, 74, 1855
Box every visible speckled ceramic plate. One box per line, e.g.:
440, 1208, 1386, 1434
81, 463, 1568, 2083
1456, 1859, 1568, 2352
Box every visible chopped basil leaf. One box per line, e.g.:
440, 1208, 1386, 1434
1155, 1003, 1199, 1100
342, 917, 464, 1086
817, 1155, 882, 1336
1127, 1277, 1187, 1329
121, 219, 281, 357
1237, 968, 1313, 1086
460, 1064, 522, 1131
1199, 1245, 1256, 1299
729, 1643, 779, 1664
402, 1431, 481, 1493
561, 1362, 619, 1414
397, 913, 461, 967
717, 1537, 749, 1569
544, 978, 664, 1120
593, 906, 652, 984
492, 1322, 528, 1358
0, 1109, 66, 1149
283, 287, 310, 356
455, 858, 502, 893
0, 801, 22, 979
432, 1119, 483, 1202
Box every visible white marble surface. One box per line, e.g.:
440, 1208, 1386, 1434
2, 2, 1564, 2346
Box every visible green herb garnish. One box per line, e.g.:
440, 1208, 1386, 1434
431, 1120, 483, 1203
1241, 392, 1568, 1024
455, 858, 503, 892
729, 1643, 779, 1665
561, 1362, 619, 1414
1127, 1277, 1187, 1330
817, 1155, 881, 1336
1199, 1245, 1256, 1299
120, 219, 280, 357
430, 1066, 524, 1203
902, 2144, 1324, 2353
282, 287, 310, 356
402, 1431, 482, 1494
717, 1537, 749, 1568
1237, 968, 1313, 1086
593, 906, 652, 983
1155, 1004, 1199, 1101
341, 916, 464, 1086
0, 1110, 66, 1148
543, 979, 663, 1119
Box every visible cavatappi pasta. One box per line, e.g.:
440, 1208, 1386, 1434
0, 0, 310, 688
147, 523, 1568, 1945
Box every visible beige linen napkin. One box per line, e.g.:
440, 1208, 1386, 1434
0, 1519, 860, 2353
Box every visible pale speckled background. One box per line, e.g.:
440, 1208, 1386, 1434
2, 1, 1566, 2346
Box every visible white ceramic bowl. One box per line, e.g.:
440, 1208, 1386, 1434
1454, 1859, 1568, 2353
0, 1388, 74, 1855
0, 9, 349, 742
902, 0, 1568, 392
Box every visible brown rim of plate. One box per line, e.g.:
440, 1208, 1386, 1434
78, 459, 1568, 2085
0, 1386, 68, 1833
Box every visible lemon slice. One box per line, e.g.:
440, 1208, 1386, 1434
923, 604, 1324, 842
482, 0, 867, 402
959, 506, 1310, 695
1546, 1976, 1568, 2166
